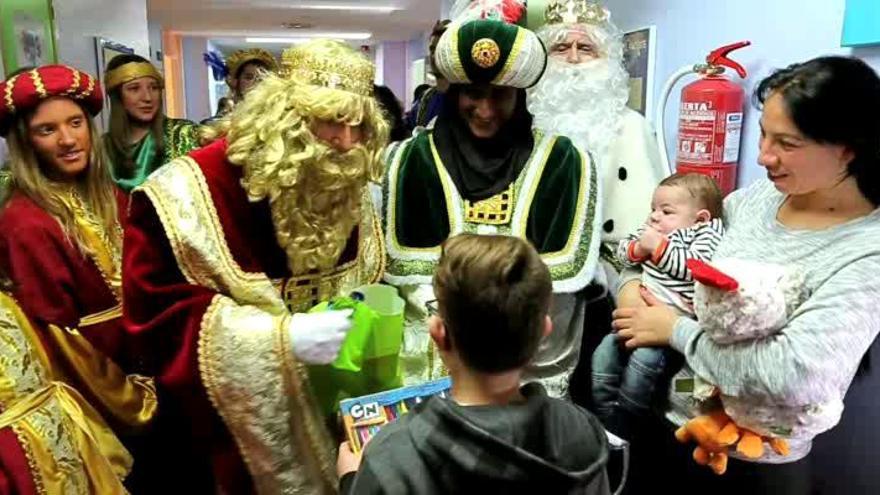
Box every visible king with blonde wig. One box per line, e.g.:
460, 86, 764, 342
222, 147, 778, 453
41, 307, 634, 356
122, 39, 389, 493
224, 40, 389, 275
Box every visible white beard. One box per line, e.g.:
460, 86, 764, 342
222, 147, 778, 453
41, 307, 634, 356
527, 57, 630, 175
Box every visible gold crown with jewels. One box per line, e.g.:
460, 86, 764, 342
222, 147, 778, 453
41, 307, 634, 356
545, 0, 610, 25
281, 40, 374, 97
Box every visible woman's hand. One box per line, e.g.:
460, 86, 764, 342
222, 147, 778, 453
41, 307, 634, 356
612, 287, 680, 349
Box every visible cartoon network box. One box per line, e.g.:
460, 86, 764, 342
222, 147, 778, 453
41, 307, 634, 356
339, 377, 452, 453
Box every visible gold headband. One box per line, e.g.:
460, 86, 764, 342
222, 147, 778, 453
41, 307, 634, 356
104, 62, 163, 92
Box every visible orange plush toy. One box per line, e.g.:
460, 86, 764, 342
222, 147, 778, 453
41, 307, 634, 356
675, 410, 790, 475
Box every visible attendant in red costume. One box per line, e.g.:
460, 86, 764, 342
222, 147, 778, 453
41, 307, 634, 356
0, 65, 157, 491
123, 40, 389, 493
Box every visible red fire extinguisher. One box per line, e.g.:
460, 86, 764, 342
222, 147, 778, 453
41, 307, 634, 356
675, 42, 750, 195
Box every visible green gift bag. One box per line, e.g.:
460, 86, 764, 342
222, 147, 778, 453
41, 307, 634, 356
306, 284, 405, 416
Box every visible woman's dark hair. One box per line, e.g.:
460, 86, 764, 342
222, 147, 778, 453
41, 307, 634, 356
413, 83, 431, 102
374, 85, 407, 143
755, 56, 880, 205
104, 54, 166, 173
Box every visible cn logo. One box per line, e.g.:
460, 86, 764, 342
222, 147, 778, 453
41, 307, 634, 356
350, 402, 382, 421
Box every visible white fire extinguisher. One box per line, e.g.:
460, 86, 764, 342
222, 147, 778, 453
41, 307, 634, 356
656, 41, 751, 195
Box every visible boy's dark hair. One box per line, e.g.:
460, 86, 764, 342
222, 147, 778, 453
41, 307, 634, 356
659, 173, 723, 218
433, 234, 551, 373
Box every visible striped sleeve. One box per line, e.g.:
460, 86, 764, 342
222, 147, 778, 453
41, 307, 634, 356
653, 219, 725, 281
616, 228, 647, 268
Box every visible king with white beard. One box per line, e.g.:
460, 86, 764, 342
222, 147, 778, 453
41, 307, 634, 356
528, 0, 666, 273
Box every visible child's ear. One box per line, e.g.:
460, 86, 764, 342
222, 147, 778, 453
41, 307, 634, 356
695, 209, 712, 223
542, 315, 553, 338
428, 315, 451, 351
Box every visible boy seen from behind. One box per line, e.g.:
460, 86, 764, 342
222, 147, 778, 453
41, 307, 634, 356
337, 234, 611, 494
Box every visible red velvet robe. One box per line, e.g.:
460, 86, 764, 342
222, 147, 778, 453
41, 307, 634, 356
123, 139, 370, 493
0, 191, 128, 367
0, 195, 98, 495
0, 433, 36, 495
0, 190, 139, 494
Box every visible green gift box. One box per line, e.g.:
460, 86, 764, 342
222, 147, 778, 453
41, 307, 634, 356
306, 284, 405, 416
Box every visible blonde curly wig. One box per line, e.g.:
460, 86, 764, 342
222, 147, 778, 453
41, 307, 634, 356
223, 45, 389, 275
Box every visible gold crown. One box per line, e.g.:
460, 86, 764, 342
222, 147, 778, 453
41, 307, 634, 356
281, 40, 374, 97
545, 0, 610, 26
226, 48, 278, 79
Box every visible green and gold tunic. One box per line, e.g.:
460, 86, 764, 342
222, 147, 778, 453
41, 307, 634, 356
382, 129, 603, 397
106, 117, 201, 192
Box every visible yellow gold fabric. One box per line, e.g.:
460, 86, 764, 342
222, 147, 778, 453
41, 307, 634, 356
104, 62, 163, 93
8, 190, 154, 431
78, 305, 123, 329
278, 320, 337, 493
281, 40, 374, 97
0, 383, 130, 495
60, 189, 123, 302
139, 157, 283, 310
199, 296, 336, 494
0, 293, 131, 493
0, 293, 50, 407
465, 185, 515, 225
46, 323, 157, 430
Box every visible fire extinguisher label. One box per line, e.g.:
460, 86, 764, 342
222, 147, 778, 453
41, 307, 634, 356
677, 103, 716, 164
723, 112, 743, 163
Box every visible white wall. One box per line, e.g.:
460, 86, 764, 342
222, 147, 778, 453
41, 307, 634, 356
182, 37, 212, 123
609, 0, 880, 186
381, 41, 409, 108
440, 0, 455, 18
406, 36, 429, 107
53, 0, 150, 76
147, 17, 164, 67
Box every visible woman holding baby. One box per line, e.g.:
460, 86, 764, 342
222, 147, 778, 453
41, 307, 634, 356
610, 56, 880, 494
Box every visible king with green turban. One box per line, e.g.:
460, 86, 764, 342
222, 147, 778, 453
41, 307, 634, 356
382, 18, 603, 398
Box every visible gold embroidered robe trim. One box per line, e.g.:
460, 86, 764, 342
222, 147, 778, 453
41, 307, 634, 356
140, 156, 384, 493
0, 293, 131, 494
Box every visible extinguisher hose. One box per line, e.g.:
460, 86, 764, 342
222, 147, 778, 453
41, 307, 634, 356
655, 65, 699, 177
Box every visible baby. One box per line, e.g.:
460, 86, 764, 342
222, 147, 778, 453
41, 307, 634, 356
592, 173, 724, 425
